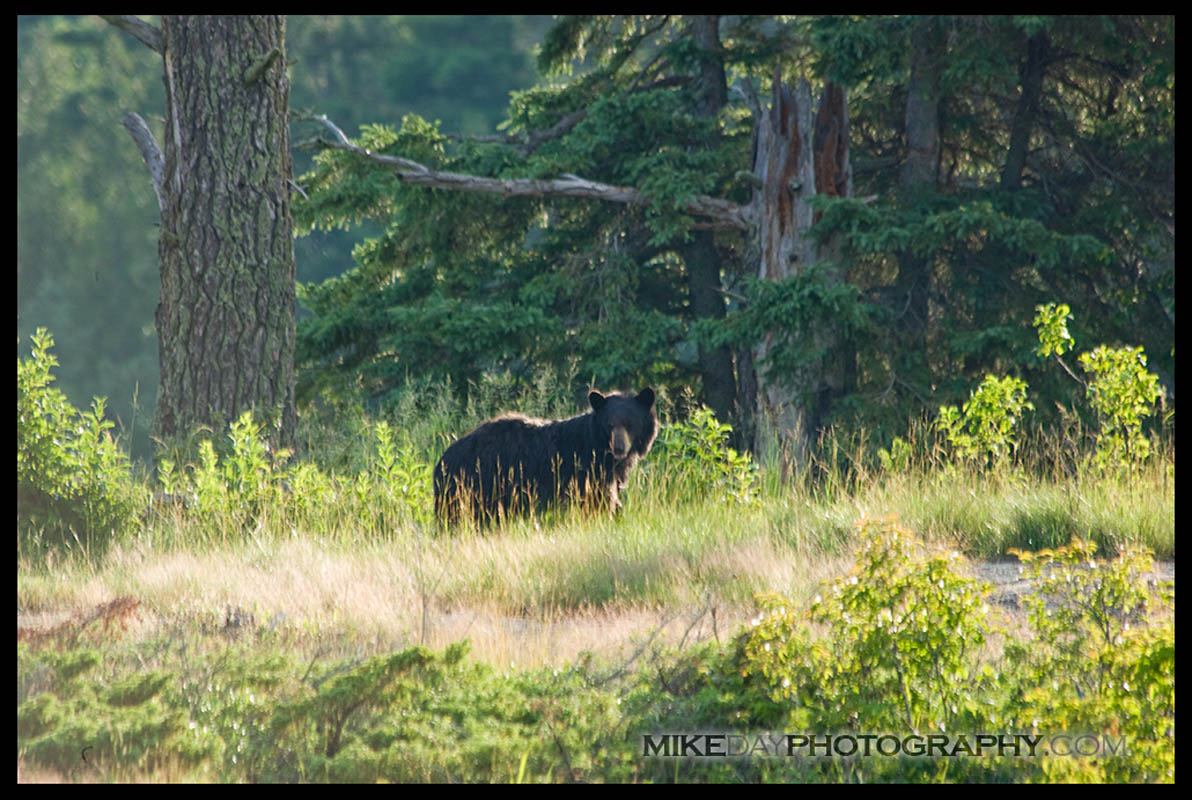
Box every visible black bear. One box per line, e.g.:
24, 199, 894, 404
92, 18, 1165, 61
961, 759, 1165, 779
434, 388, 658, 524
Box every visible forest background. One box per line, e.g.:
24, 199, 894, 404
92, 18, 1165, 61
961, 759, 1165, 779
18, 15, 1174, 463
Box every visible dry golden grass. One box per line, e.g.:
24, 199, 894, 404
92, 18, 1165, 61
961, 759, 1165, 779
18, 517, 863, 670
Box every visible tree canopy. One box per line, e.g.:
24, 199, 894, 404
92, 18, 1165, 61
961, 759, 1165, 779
293, 15, 1173, 448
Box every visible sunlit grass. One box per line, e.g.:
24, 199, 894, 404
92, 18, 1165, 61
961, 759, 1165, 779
19, 432, 1172, 676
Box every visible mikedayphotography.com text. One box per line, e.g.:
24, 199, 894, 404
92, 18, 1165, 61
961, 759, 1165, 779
642, 732, 1128, 760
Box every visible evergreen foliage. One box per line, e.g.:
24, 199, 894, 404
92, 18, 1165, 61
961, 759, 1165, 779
291, 15, 1173, 449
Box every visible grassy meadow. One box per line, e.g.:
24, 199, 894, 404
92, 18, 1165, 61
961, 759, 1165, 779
17, 368, 1175, 782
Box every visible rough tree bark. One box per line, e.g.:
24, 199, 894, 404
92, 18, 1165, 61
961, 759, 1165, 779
108, 15, 298, 451
746, 74, 853, 464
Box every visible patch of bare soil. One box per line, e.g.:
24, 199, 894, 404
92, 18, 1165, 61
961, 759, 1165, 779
968, 559, 1174, 612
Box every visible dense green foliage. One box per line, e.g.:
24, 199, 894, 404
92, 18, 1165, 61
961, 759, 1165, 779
634, 521, 1174, 783
291, 15, 1173, 450
653, 406, 759, 504
937, 375, 1034, 467
808, 16, 1173, 427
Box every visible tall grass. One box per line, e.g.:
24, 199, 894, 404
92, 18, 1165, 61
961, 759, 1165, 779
19, 367, 1173, 667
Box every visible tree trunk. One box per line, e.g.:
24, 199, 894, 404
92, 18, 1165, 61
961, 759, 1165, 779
749, 76, 852, 465
899, 18, 942, 190
683, 16, 737, 428
894, 16, 943, 399
1001, 30, 1050, 189
154, 15, 297, 450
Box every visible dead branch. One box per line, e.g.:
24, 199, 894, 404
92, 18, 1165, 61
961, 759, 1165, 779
99, 15, 162, 54
122, 111, 165, 212
308, 114, 750, 230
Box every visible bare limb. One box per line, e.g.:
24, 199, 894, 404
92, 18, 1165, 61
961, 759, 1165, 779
288, 179, 309, 201
313, 115, 430, 174
99, 15, 162, 54
308, 114, 750, 230
121, 112, 165, 212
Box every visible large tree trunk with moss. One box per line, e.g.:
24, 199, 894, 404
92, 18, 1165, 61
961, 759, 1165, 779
153, 15, 297, 450
748, 76, 852, 465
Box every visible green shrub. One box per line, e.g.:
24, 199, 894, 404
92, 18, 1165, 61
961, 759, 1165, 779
627, 520, 1173, 782
17, 329, 139, 554
937, 375, 1034, 468
1034, 302, 1165, 471
652, 406, 758, 504
739, 520, 996, 734
1079, 346, 1165, 470
18, 637, 628, 783
1004, 539, 1174, 782
17, 645, 218, 781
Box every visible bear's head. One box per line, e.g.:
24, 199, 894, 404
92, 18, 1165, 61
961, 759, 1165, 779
588, 387, 658, 462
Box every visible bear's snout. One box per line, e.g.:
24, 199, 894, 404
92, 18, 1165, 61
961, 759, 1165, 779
610, 426, 632, 460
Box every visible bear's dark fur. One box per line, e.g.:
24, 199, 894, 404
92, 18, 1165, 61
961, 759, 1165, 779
434, 388, 658, 524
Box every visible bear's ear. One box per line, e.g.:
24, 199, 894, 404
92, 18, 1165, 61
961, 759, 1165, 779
588, 390, 606, 411
636, 387, 656, 409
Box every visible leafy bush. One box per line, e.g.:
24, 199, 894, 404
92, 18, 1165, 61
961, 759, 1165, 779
17, 329, 139, 554
652, 406, 758, 503
1033, 301, 1075, 359
626, 519, 1173, 783
936, 374, 1033, 467
1034, 302, 1165, 471
154, 411, 435, 542
1079, 346, 1164, 469
739, 520, 996, 734
1004, 539, 1174, 782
